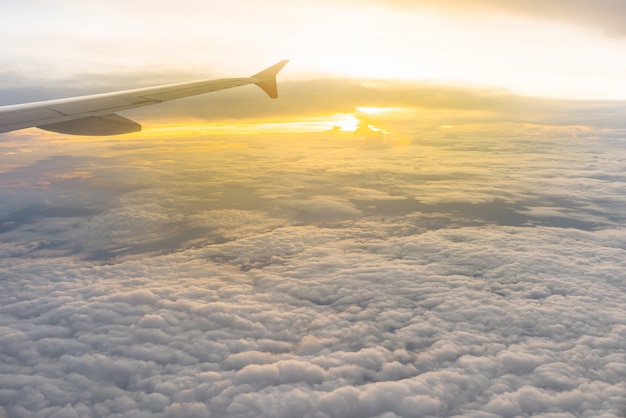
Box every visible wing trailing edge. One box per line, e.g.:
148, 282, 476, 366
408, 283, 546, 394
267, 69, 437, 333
39, 114, 142, 136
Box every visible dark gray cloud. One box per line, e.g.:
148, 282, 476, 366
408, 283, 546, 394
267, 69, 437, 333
0, 132, 625, 416
361, 0, 626, 36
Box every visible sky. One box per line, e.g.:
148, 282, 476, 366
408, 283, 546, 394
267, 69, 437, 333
1, 0, 626, 99
1, 1, 626, 417
2, 0, 626, 138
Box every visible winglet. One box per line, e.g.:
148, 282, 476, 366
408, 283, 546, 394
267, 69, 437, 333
251, 60, 289, 99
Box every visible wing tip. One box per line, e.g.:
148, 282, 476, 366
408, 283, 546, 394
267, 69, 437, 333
252, 60, 289, 99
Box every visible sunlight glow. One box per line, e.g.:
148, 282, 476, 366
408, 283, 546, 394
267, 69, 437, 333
330, 114, 361, 132
3, 2, 626, 100
133, 114, 365, 138
356, 107, 405, 115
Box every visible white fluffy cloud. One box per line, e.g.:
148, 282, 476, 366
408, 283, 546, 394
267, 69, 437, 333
0, 133, 625, 417
1, 223, 625, 417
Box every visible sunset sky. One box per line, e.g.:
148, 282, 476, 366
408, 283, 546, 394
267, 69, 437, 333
2, 0, 626, 138
1, 2, 625, 418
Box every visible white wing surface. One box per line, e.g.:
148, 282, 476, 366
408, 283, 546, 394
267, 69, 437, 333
0, 60, 288, 136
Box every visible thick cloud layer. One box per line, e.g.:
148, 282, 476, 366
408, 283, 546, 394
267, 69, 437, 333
1, 132, 625, 417
2, 224, 625, 417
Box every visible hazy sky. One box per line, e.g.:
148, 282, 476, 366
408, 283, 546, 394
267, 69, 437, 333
2, 0, 626, 142
2, 0, 626, 100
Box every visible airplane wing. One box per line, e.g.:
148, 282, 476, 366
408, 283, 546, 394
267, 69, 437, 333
0, 60, 288, 136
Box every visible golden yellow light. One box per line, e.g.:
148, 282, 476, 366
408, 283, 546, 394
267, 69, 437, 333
356, 107, 405, 115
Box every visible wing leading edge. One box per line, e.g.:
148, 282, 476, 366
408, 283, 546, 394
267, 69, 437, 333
0, 60, 288, 136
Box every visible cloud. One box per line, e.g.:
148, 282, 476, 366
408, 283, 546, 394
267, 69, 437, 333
123, 79, 626, 132
1, 128, 625, 416
1, 221, 625, 417
361, 0, 626, 36
3, 78, 626, 135
281, 196, 363, 222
